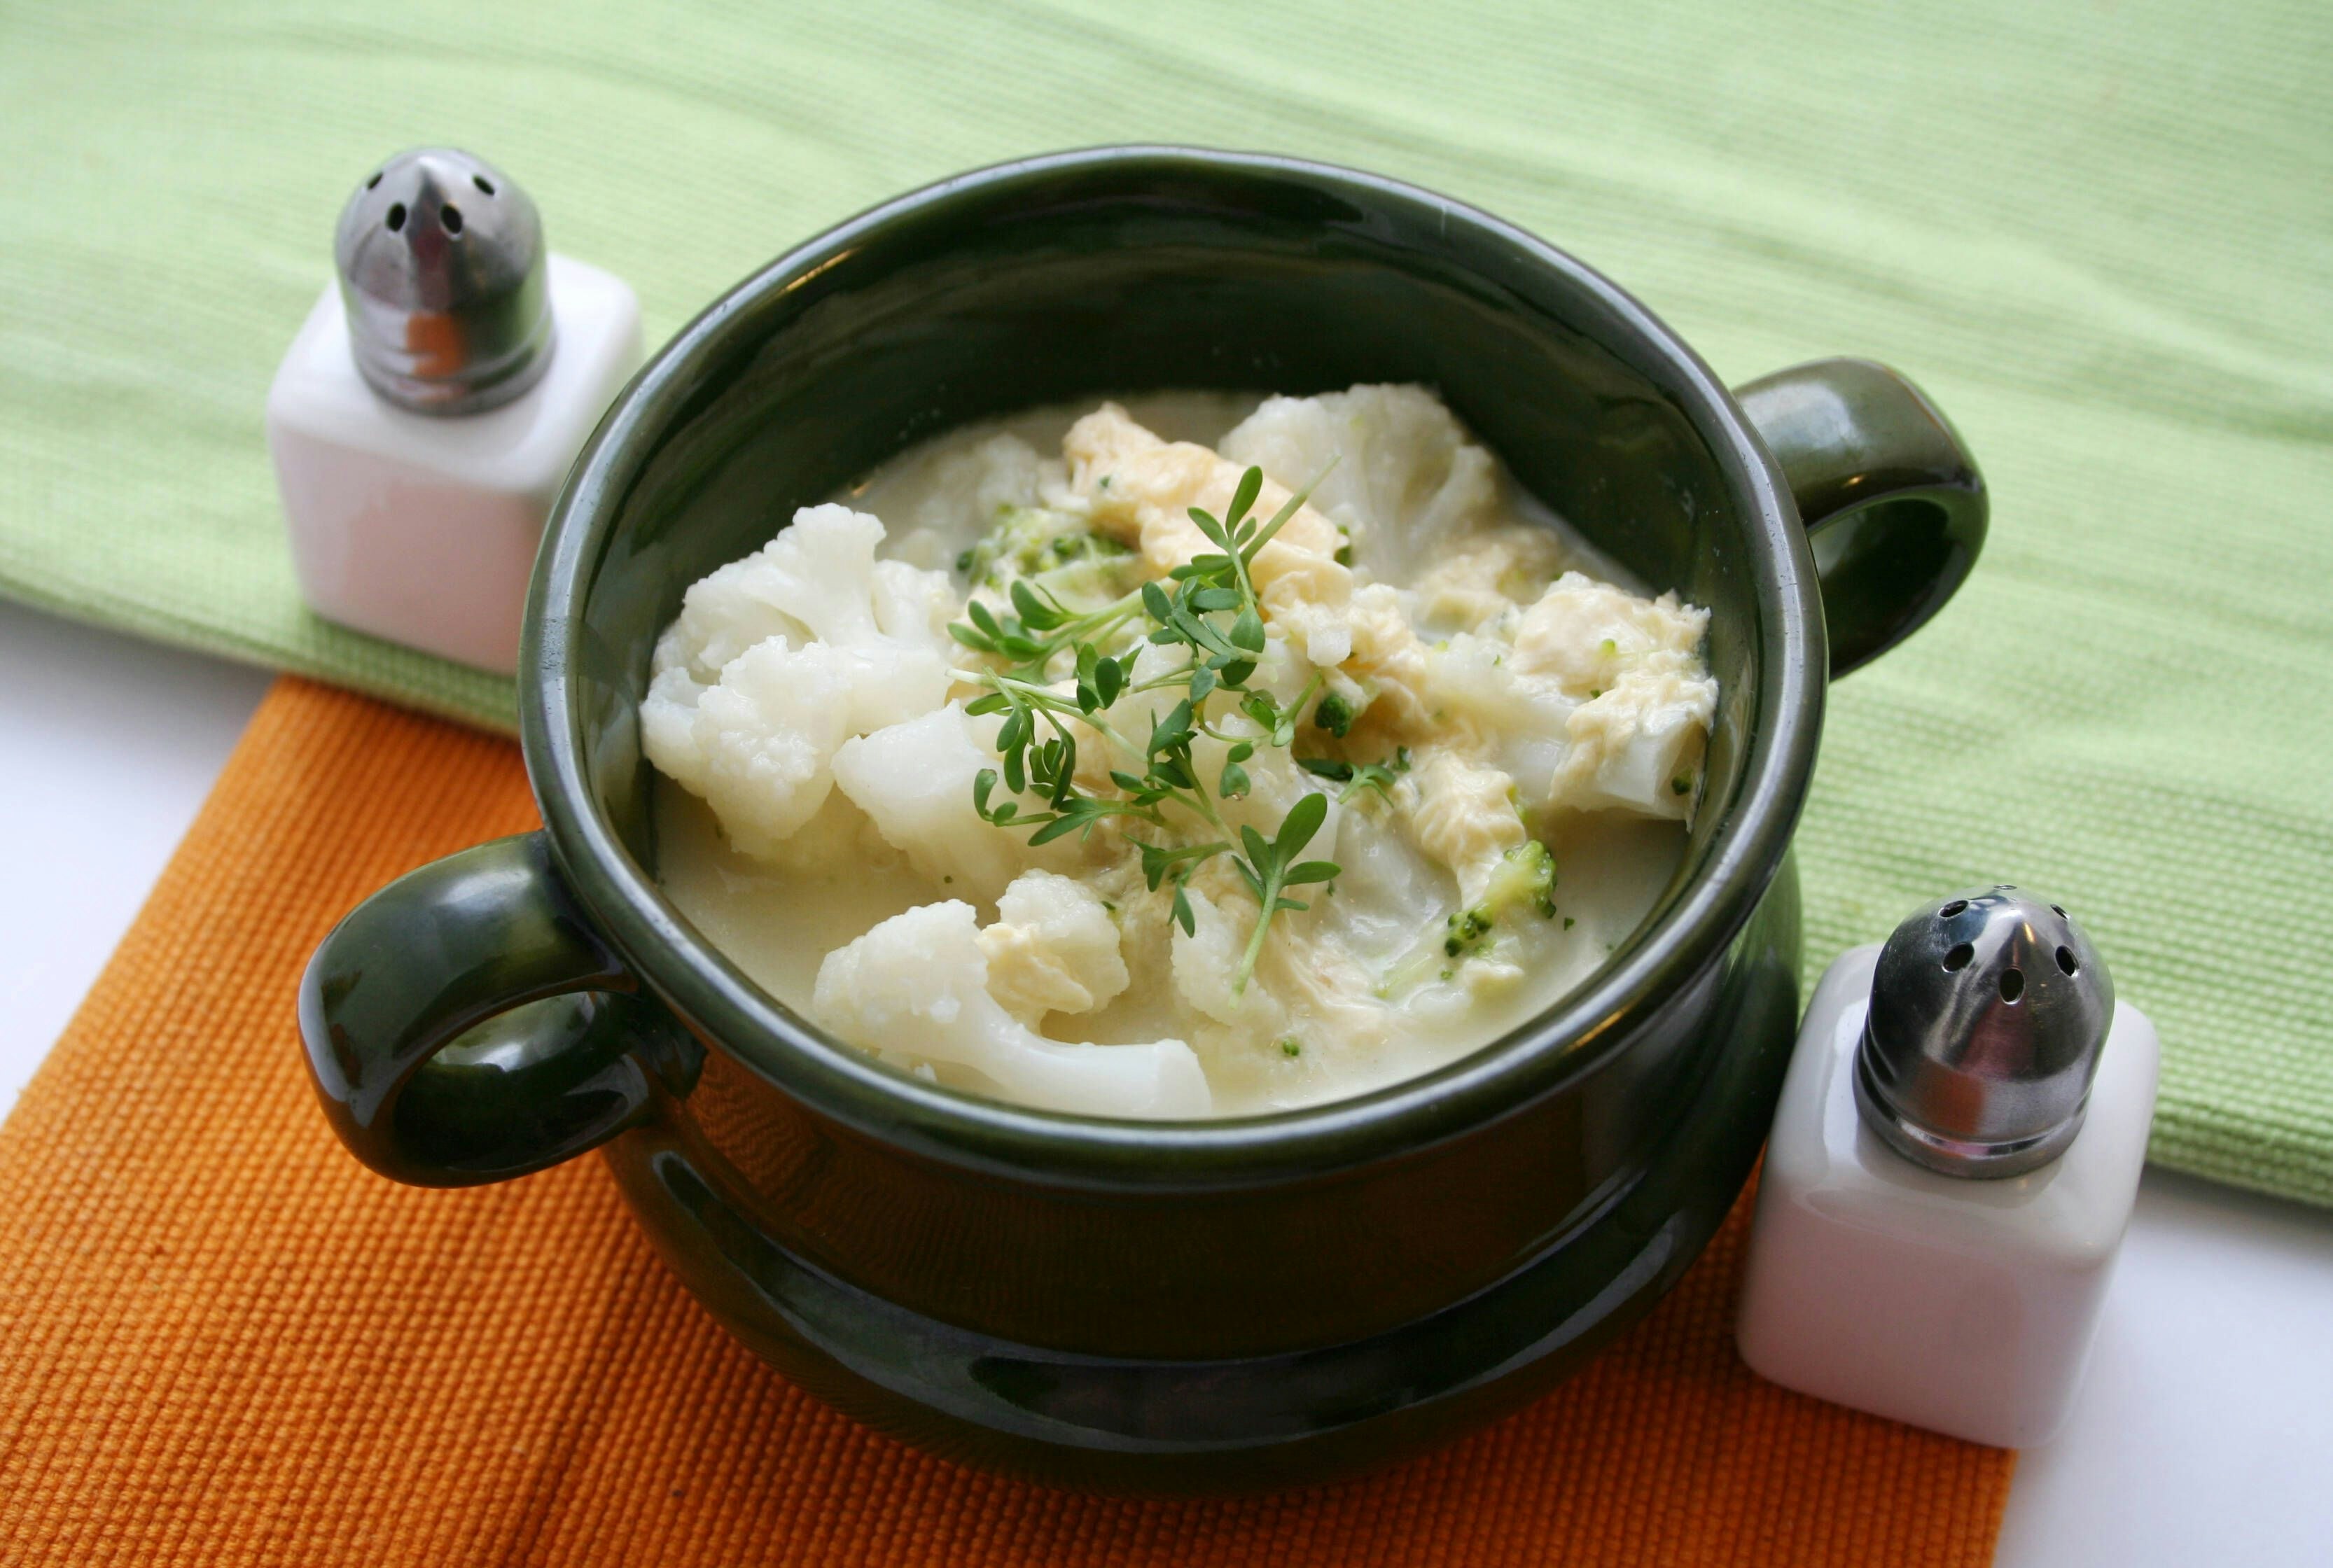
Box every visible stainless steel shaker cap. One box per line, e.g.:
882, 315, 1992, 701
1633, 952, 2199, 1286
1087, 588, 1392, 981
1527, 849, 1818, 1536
1854, 886, 2115, 1178
333, 148, 554, 414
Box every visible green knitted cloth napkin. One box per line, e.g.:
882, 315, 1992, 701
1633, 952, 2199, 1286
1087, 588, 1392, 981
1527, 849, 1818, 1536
3, 1, 2327, 1205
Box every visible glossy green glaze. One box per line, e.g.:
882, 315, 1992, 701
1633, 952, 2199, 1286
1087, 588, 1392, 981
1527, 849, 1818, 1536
301, 832, 699, 1185
1735, 358, 1986, 676
298, 148, 1985, 1493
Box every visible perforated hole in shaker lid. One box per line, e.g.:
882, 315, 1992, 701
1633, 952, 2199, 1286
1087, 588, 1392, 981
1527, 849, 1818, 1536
2057, 946, 2079, 975
385, 202, 406, 232
440, 204, 463, 234
1943, 943, 1975, 972
1939, 899, 1969, 918
473, 174, 495, 195
1999, 967, 2026, 1002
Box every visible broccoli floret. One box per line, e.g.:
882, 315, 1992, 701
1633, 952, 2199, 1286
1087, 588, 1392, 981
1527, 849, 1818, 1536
957, 505, 1059, 584
1046, 528, 1131, 567
1379, 841, 1559, 996
1475, 839, 1560, 925
959, 506, 1137, 601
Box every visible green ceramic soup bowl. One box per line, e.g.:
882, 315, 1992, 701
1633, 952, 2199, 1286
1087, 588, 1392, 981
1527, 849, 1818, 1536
300, 147, 1984, 1494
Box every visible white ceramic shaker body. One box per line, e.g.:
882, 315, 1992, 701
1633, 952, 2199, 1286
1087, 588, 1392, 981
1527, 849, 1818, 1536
267, 255, 641, 675
1734, 944, 2159, 1448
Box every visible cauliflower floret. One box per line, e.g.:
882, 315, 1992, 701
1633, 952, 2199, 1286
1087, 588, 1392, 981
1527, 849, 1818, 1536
1496, 570, 1715, 818
832, 704, 1074, 901
1170, 887, 1289, 1034
1396, 750, 1530, 903
1064, 405, 1356, 667
653, 504, 951, 681
975, 871, 1130, 1023
870, 556, 957, 652
812, 901, 1211, 1119
1419, 634, 1577, 804
641, 643, 852, 858
1219, 384, 1500, 584
641, 505, 954, 859
1510, 570, 1709, 698
653, 562, 806, 685
1547, 665, 1718, 820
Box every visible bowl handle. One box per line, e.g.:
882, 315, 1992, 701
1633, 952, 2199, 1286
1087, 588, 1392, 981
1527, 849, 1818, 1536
1735, 357, 1987, 677
300, 832, 687, 1187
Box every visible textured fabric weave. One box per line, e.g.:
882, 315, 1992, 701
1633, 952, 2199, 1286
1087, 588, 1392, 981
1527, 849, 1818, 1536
0, 678, 2014, 1564
0, 5, 2326, 1208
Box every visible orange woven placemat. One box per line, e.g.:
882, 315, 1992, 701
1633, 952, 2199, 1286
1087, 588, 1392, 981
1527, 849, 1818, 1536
0, 678, 2014, 1565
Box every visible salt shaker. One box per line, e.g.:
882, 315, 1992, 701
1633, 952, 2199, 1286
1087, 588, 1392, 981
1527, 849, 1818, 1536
1735, 887, 2159, 1448
267, 148, 642, 674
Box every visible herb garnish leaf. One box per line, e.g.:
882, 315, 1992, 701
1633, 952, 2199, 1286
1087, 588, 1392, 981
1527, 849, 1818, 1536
949, 463, 1340, 993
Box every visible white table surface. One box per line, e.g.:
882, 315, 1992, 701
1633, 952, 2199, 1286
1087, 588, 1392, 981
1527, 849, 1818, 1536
1, 596, 2327, 1562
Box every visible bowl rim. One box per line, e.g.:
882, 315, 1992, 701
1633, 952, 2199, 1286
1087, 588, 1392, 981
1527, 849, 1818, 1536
522, 144, 1824, 1190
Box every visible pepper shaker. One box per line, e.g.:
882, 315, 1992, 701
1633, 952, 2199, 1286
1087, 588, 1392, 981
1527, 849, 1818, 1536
1735, 887, 2159, 1448
267, 148, 642, 674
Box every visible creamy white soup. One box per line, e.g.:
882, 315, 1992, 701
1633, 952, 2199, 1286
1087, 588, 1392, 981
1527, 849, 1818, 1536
646, 386, 1715, 1119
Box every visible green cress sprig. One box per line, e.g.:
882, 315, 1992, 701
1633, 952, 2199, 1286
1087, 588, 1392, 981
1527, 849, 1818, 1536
1296, 746, 1411, 804
947, 465, 1339, 994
